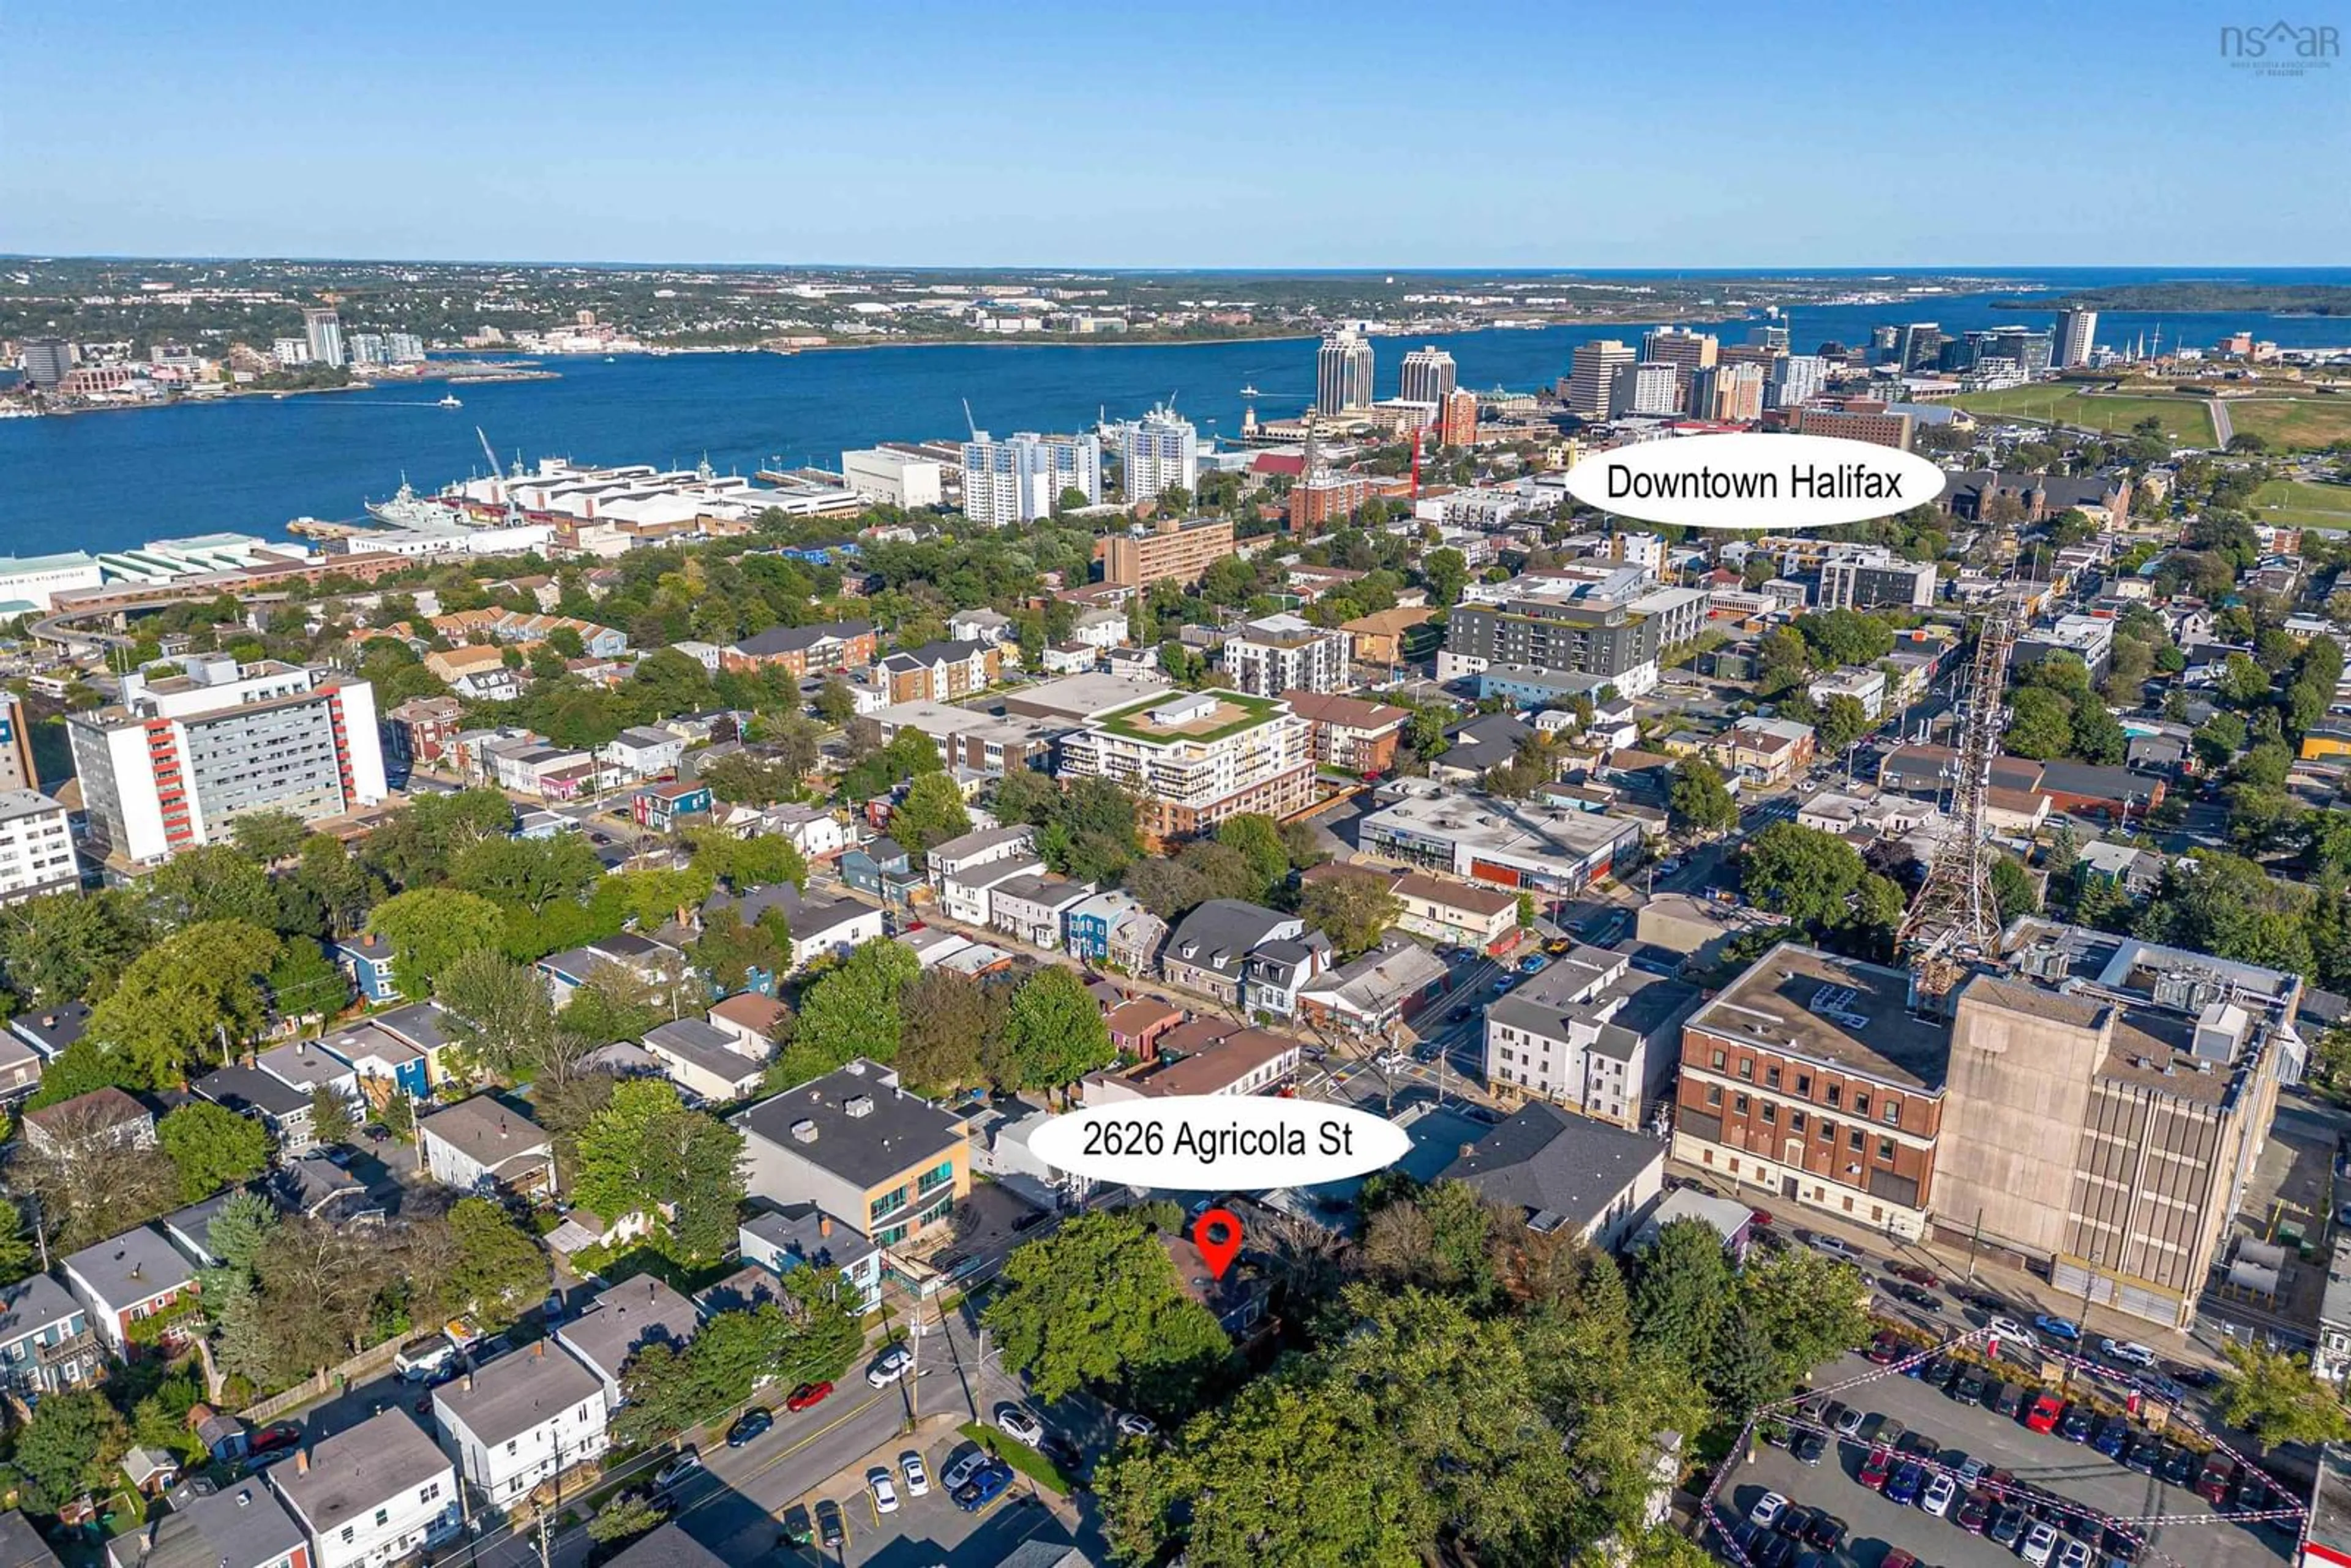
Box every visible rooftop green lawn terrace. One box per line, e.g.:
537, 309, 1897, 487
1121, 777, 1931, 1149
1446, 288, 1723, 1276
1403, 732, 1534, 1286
1089, 687, 1287, 745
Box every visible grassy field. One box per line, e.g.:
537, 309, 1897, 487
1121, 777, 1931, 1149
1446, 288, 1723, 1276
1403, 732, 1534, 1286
2218, 396, 2351, 452
2251, 476, 2351, 527
1950, 384, 2217, 444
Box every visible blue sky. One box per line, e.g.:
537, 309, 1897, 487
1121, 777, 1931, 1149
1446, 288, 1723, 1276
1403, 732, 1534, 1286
4, 0, 2344, 266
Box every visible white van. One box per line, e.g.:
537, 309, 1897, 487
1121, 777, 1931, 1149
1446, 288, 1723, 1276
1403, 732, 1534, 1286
393, 1334, 456, 1381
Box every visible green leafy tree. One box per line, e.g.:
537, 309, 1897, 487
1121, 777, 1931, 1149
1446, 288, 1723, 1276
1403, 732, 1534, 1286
230, 811, 312, 865
1813, 694, 1871, 755
1215, 814, 1292, 901
571, 1081, 747, 1264
898, 969, 999, 1092
1668, 757, 1740, 836
444, 1196, 550, 1328
372, 887, 505, 999
1736, 1242, 1870, 1378
996, 966, 1113, 1094
12, 1389, 132, 1511
1630, 1218, 1732, 1364
787, 937, 922, 1075
88, 919, 282, 1084
309, 1084, 358, 1149
269, 937, 349, 1029
0, 889, 149, 1007
1989, 855, 2041, 924
891, 771, 973, 858
982, 1211, 1233, 1412
2004, 687, 2077, 759
1420, 548, 1471, 608
2216, 1339, 2351, 1449
689, 831, 808, 891
157, 1101, 274, 1203
586, 1494, 668, 1556
1740, 823, 1864, 929
1707, 1307, 1785, 1421
1297, 871, 1401, 961
449, 833, 604, 914
143, 844, 280, 932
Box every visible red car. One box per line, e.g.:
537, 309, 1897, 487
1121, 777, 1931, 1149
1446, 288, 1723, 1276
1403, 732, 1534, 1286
2024, 1392, 2066, 1434
785, 1381, 834, 1412
1860, 1449, 1895, 1491
1865, 1333, 1903, 1365
249, 1423, 302, 1455
1881, 1551, 1919, 1568
1750, 1209, 1774, 1228
1889, 1263, 1941, 1288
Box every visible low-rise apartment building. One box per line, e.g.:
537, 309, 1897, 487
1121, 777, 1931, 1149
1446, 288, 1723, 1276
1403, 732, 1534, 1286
877, 640, 999, 704
1485, 945, 1701, 1128
731, 1059, 970, 1250
1221, 615, 1351, 696
1707, 716, 1818, 785
432, 1343, 609, 1509
721, 621, 877, 677
1281, 691, 1409, 774
271, 1408, 462, 1568
1672, 944, 1948, 1240
1056, 689, 1315, 843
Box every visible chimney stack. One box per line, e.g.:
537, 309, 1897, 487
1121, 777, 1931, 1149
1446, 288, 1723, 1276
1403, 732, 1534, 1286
462, 1371, 473, 1392
533, 1340, 545, 1358
295, 1450, 310, 1474
818, 1215, 833, 1239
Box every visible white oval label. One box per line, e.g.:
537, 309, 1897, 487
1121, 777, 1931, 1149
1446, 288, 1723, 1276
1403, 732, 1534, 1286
1029, 1097, 1410, 1191
1561, 431, 1943, 531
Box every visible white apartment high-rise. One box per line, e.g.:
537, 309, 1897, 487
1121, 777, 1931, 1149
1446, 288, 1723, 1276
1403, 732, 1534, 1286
67, 655, 386, 865
0, 692, 34, 793
1767, 354, 1826, 410
1610, 361, 1679, 418
1316, 326, 1375, 416
1112, 403, 1201, 504
302, 307, 347, 369
2055, 309, 2098, 369
0, 792, 77, 905
1398, 345, 1458, 407
1564, 340, 1635, 419
1221, 613, 1352, 696
960, 430, 1103, 526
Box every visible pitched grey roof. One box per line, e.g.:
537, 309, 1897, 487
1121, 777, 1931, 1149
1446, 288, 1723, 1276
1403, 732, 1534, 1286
419, 1095, 551, 1171
0, 1509, 62, 1568
642, 1019, 763, 1090
1438, 1102, 1663, 1234
1166, 900, 1295, 980
0, 1274, 84, 1347
161, 1190, 246, 1263
9, 1001, 91, 1058
270, 1408, 450, 1537
64, 1225, 196, 1308
370, 1002, 453, 1053
108, 1480, 306, 1568
601, 1523, 729, 1568
730, 1059, 966, 1190
192, 1061, 310, 1120
741, 1202, 880, 1277
433, 1342, 603, 1447
555, 1276, 702, 1386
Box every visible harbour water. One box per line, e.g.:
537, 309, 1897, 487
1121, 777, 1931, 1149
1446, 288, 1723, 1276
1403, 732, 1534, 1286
6, 268, 2351, 558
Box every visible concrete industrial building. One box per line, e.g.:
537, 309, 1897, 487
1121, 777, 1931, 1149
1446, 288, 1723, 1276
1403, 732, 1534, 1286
838, 447, 946, 509
67, 655, 386, 866
1055, 688, 1314, 842
1357, 787, 1641, 900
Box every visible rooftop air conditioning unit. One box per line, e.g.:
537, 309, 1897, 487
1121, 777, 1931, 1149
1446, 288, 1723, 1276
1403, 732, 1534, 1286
790, 1119, 819, 1143
844, 1095, 874, 1118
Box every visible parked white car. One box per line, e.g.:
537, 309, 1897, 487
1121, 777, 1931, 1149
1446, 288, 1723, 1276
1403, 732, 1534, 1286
2022, 1523, 2060, 1567
1750, 1493, 1789, 1529
2099, 1338, 2157, 1368
1922, 1474, 1957, 1517
866, 1467, 899, 1515
996, 1405, 1046, 1447
899, 1451, 929, 1497
866, 1346, 913, 1387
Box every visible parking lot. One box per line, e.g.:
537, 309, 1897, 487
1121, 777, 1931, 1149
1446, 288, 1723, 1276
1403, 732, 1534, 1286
776, 1428, 1087, 1566
1719, 1351, 2295, 1568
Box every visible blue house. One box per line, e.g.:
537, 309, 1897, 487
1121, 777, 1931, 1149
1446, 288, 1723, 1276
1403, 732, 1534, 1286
738, 1202, 884, 1315
839, 836, 922, 913
632, 779, 713, 833
333, 932, 402, 1004
0, 1273, 104, 1397
320, 1020, 433, 1102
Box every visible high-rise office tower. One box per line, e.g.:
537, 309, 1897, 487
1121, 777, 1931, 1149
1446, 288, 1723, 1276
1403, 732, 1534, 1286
2055, 309, 2098, 369
1316, 326, 1374, 415
1638, 327, 1719, 403
1564, 340, 1635, 419
1870, 325, 1900, 361
1112, 403, 1201, 504
303, 307, 347, 369
1694, 361, 1768, 422
1896, 323, 1943, 372
1398, 345, 1458, 406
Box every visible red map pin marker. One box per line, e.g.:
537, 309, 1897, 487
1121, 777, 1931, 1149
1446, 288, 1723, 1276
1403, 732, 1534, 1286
1194, 1207, 1243, 1281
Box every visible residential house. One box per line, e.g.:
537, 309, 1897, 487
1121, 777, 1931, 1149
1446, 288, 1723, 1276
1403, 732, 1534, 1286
601, 1525, 729, 1568
738, 1204, 885, 1316
1103, 999, 1182, 1059
838, 837, 917, 908
721, 621, 877, 677
0, 1273, 103, 1397
1297, 936, 1450, 1040
937, 854, 1044, 928
270, 1409, 462, 1568
1082, 1019, 1300, 1105
947, 609, 1016, 647
1483, 946, 1703, 1129
988, 872, 1096, 950
1379, 869, 1521, 953
318, 1021, 432, 1104
1158, 900, 1310, 1012
63, 1226, 200, 1354
106, 1479, 309, 1568
1706, 716, 1818, 785
534, 934, 689, 1008
1426, 713, 1537, 786
159, 1191, 244, 1268
706, 883, 886, 973
730, 1060, 970, 1250
192, 1063, 319, 1155
705, 992, 789, 1057
21, 1086, 155, 1155
606, 726, 686, 780
642, 1019, 767, 1103
1163, 1231, 1272, 1338
331, 934, 401, 1004
1281, 691, 1409, 775
271, 1157, 375, 1225
1341, 605, 1444, 666
255, 1040, 362, 1121
10, 1000, 92, 1062
553, 1276, 702, 1407
0, 1033, 39, 1104
877, 640, 999, 705
418, 1097, 555, 1198
756, 803, 847, 861
924, 823, 1038, 884
0, 1513, 61, 1568
2076, 839, 2164, 896
431, 1343, 609, 1508
631, 780, 713, 833
1438, 1101, 1666, 1253
1062, 890, 1168, 973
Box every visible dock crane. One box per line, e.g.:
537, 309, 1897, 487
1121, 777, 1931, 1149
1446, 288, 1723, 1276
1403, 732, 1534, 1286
475, 426, 525, 525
